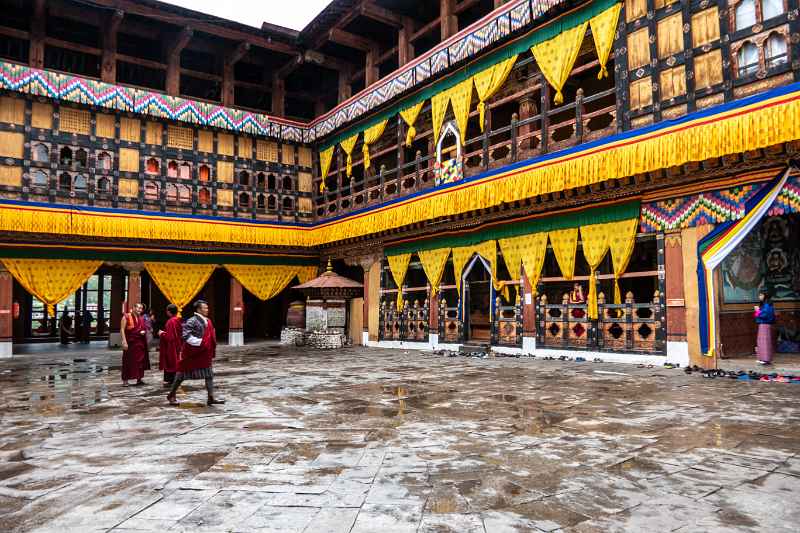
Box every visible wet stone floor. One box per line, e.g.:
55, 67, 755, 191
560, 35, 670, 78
1, 345, 800, 532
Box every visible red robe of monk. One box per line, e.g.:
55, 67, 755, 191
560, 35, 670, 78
178, 315, 216, 373
122, 312, 148, 381
158, 315, 182, 374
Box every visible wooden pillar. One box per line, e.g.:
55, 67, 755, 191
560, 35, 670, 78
367, 262, 382, 342
108, 269, 124, 347
101, 10, 124, 83
30, 0, 46, 69
664, 233, 687, 344
398, 17, 414, 66
365, 49, 379, 87
440, 0, 458, 41
0, 267, 13, 357
126, 267, 142, 309
521, 271, 536, 336
166, 27, 193, 96
272, 75, 286, 117
681, 225, 715, 368
429, 291, 439, 340
223, 42, 250, 107
338, 67, 352, 103
518, 95, 537, 151
229, 277, 244, 346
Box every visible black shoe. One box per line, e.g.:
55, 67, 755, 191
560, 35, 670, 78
207, 398, 226, 406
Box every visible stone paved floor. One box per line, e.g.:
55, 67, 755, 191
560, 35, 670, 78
1, 344, 800, 532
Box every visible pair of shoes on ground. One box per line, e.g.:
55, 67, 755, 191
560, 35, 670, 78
167, 394, 226, 407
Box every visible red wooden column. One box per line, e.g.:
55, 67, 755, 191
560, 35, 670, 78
429, 289, 439, 344
108, 269, 125, 348
229, 277, 244, 346
440, 0, 458, 40
0, 267, 13, 357
521, 271, 536, 354
126, 267, 142, 309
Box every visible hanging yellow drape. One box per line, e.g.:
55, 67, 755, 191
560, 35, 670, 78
607, 218, 639, 304
472, 240, 503, 296
400, 101, 425, 147
499, 232, 548, 297
589, 3, 622, 80
295, 265, 319, 286
431, 89, 450, 146
225, 264, 300, 302
361, 119, 388, 171
449, 79, 473, 144
318, 146, 334, 193
3, 259, 101, 316
531, 21, 588, 105
549, 228, 578, 280
339, 133, 359, 177
144, 262, 215, 312
473, 55, 518, 131
417, 248, 451, 296
386, 253, 412, 310
451, 246, 475, 296
579, 224, 611, 320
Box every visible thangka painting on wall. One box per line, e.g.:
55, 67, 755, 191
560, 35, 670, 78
722, 213, 800, 303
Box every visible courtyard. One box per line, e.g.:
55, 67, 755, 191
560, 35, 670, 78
1, 344, 799, 532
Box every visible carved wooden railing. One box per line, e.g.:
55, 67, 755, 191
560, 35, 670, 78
379, 299, 429, 342
536, 291, 666, 354
437, 297, 464, 344
491, 295, 523, 347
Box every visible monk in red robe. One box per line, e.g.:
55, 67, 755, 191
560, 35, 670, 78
121, 302, 148, 386
158, 304, 182, 385
167, 300, 225, 406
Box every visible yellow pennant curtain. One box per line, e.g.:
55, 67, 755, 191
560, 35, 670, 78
318, 146, 334, 193
362, 119, 388, 171
417, 248, 451, 296
549, 228, 578, 280
400, 101, 425, 147
499, 232, 548, 296
145, 262, 215, 312
225, 264, 300, 302
295, 265, 319, 286
3, 259, 101, 316
473, 55, 518, 131
450, 246, 475, 295
472, 240, 503, 296
431, 89, 450, 146
589, 3, 623, 80
386, 253, 412, 310
339, 133, 359, 178
608, 218, 639, 304
449, 78, 473, 144
531, 21, 588, 105
579, 224, 611, 320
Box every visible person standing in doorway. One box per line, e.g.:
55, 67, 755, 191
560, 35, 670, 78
82, 309, 93, 344
121, 303, 148, 386
59, 309, 73, 345
755, 289, 777, 365
167, 300, 225, 406
158, 304, 182, 385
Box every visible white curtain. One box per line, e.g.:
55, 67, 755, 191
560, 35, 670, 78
735, 0, 757, 31
762, 0, 785, 20
766, 34, 788, 66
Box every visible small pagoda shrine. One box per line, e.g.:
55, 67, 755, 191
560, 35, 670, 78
287, 260, 363, 349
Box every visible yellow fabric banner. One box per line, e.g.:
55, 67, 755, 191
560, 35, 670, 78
225, 264, 300, 301
296, 265, 319, 286
431, 89, 450, 146
400, 101, 425, 147
3, 259, 101, 316
579, 224, 611, 319
451, 245, 475, 295
339, 133, 359, 177
608, 218, 639, 303
145, 262, 215, 312
417, 248, 451, 296
590, 3, 622, 80
318, 146, 334, 193
473, 55, 518, 131
386, 253, 412, 310
499, 232, 548, 296
472, 240, 502, 294
549, 228, 578, 280
531, 21, 588, 105
449, 78, 473, 144
362, 119, 388, 171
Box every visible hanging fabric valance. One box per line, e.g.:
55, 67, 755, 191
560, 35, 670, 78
531, 21, 589, 105
362, 119, 388, 171
474, 55, 518, 131
318, 146, 334, 193
608, 218, 638, 304
431, 88, 451, 146
386, 253, 412, 310
3, 259, 101, 316
579, 224, 611, 319
589, 2, 622, 79
340, 133, 359, 178
144, 262, 215, 312
498, 232, 548, 296
417, 248, 451, 296
449, 79, 473, 144
295, 265, 318, 286
548, 228, 579, 280
400, 101, 425, 147
450, 246, 475, 296
225, 264, 302, 302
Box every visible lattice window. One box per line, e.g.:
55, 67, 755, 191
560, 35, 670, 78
237, 136, 252, 158
95, 113, 115, 138
60, 108, 91, 135
217, 161, 234, 183
167, 125, 194, 150
659, 66, 686, 100
256, 140, 279, 162
0, 132, 24, 159
120, 118, 141, 142
118, 148, 139, 172
32, 103, 53, 130
217, 133, 234, 156
198, 130, 213, 153
629, 77, 653, 110
692, 8, 720, 48
625, 0, 646, 22
0, 96, 24, 125
627, 28, 650, 70
657, 13, 684, 59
